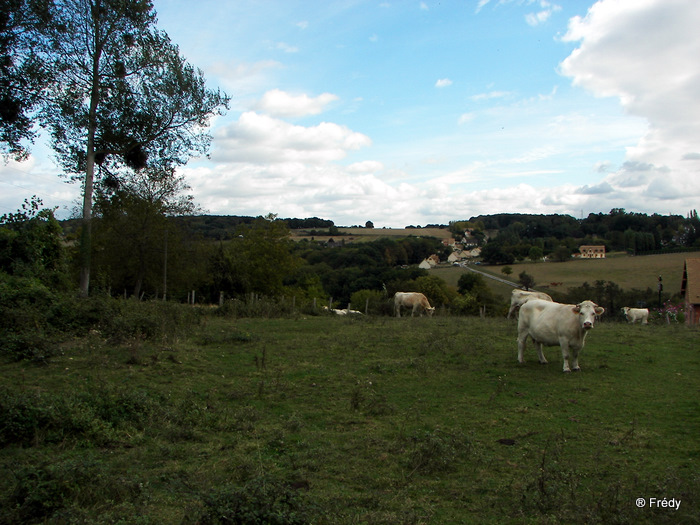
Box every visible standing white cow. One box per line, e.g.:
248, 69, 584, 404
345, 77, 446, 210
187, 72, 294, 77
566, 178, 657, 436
517, 299, 605, 372
621, 306, 649, 324
508, 289, 553, 319
394, 292, 435, 317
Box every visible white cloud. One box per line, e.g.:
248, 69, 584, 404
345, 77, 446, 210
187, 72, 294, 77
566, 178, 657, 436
560, 0, 700, 213
213, 111, 371, 165
525, 2, 562, 26
420, 2, 429, 11
458, 113, 475, 124
274, 42, 299, 53
435, 78, 452, 88
470, 90, 511, 101
0, 155, 80, 219
347, 160, 384, 173
254, 89, 339, 118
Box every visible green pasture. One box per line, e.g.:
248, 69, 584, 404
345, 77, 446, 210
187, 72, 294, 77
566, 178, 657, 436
1, 312, 698, 523
432, 250, 700, 298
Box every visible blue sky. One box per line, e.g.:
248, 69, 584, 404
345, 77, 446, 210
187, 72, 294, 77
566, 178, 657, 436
2, 0, 699, 227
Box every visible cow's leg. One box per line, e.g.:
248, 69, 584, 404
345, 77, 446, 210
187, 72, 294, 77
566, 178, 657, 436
559, 339, 571, 372
411, 304, 418, 317
517, 336, 526, 363
507, 305, 515, 319
534, 340, 547, 364
517, 328, 529, 363
395, 304, 401, 317
570, 346, 581, 371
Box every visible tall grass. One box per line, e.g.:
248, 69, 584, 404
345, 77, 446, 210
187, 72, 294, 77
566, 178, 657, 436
1, 313, 698, 523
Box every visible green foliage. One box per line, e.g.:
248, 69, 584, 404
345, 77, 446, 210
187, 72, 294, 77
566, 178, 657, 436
350, 289, 387, 315
518, 271, 536, 290
209, 217, 300, 300
291, 235, 442, 305
403, 428, 469, 475
456, 272, 500, 314
217, 295, 300, 319
415, 274, 453, 307
0, 197, 67, 287
0, 280, 200, 361
0, 274, 61, 361
92, 170, 199, 299
552, 245, 573, 262
0, 0, 52, 160
192, 477, 312, 525
528, 245, 544, 261
470, 210, 700, 267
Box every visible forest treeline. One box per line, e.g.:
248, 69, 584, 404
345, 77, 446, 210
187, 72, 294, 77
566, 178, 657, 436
49, 207, 700, 306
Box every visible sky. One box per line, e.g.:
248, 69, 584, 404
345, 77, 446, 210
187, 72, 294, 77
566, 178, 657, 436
2, 0, 700, 228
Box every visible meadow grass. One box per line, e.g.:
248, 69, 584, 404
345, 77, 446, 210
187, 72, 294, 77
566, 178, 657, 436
1, 313, 698, 523
432, 250, 700, 297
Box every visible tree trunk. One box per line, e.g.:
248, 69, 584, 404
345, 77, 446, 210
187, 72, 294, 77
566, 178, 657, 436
79, 11, 104, 297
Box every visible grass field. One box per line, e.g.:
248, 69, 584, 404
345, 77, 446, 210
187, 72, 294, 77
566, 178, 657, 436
432, 251, 700, 300
1, 312, 698, 523
291, 226, 453, 243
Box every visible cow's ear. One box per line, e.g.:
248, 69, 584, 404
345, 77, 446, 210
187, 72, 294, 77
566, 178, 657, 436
595, 307, 605, 315
572, 305, 581, 313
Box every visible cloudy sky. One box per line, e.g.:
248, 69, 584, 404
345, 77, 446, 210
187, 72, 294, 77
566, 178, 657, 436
2, 0, 700, 227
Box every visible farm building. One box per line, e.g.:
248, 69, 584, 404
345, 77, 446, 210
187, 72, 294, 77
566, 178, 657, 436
418, 254, 440, 269
681, 258, 700, 325
579, 245, 606, 258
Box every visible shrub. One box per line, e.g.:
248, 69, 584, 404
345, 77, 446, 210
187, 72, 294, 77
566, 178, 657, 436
0, 385, 165, 448
217, 295, 297, 318
403, 428, 469, 476
349, 289, 386, 315
0, 458, 146, 524
0, 275, 61, 361
191, 476, 312, 525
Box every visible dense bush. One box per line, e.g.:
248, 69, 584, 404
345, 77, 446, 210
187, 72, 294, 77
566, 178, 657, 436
0, 276, 201, 361
191, 476, 313, 525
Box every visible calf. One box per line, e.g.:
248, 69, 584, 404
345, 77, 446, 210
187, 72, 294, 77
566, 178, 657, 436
517, 299, 605, 372
621, 306, 649, 324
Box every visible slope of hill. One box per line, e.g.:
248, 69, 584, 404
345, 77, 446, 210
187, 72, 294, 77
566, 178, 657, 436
431, 250, 699, 300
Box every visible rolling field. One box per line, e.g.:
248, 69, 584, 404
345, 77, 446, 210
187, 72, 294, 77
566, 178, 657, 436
1, 313, 698, 523
432, 250, 700, 299
291, 226, 453, 243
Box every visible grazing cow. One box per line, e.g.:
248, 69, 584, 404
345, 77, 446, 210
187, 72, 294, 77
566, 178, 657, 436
517, 299, 605, 372
394, 292, 435, 317
507, 289, 553, 319
621, 306, 649, 324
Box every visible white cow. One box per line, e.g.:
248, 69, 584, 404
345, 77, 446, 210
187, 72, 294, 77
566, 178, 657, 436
322, 306, 347, 315
621, 307, 649, 324
322, 306, 364, 316
508, 289, 553, 319
517, 299, 605, 372
394, 292, 435, 317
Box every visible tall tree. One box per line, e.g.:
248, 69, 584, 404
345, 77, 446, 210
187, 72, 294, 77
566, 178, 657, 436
39, 0, 228, 296
93, 168, 198, 298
